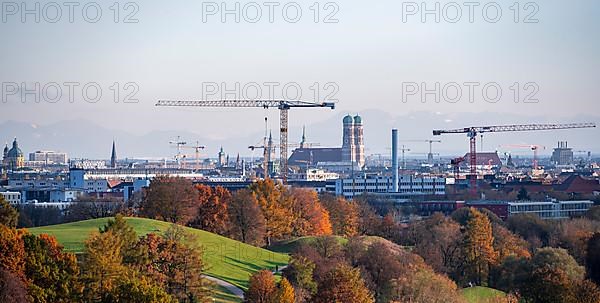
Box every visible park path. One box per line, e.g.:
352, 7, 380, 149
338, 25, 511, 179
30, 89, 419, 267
204, 275, 245, 299
204, 265, 290, 300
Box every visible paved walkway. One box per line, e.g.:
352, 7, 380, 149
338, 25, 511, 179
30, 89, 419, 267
204, 265, 290, 300
204, 275, 245, 299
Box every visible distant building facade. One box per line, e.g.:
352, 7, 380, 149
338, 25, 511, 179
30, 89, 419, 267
335, 174, 446, 199
0, 191, 21, 204
551, 141, 574, 166
29, 151, 68, 165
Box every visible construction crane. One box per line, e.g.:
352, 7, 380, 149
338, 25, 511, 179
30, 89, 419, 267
400, 145, 411, 170
179, 141, 206, 170
169, 136, 187, 168
156, 100, 335, 183
402, 139, 442, 164
501, 144, 545, 170
433, 123, 596, 194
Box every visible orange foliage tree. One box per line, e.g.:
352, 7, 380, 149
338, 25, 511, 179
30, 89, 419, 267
0, 224, 26, 278
289, 188, 332, 237
320, 194, 359, 237
140, 176, 199, 224
314, 263, 374, 303
463, 208, 498, 285
245, 270, 277, 303
191, 184, 232, 235
249, 179, 293, 245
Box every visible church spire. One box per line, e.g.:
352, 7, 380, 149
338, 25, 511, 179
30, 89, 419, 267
300, 126, 306, 148
111, 140, 117, 168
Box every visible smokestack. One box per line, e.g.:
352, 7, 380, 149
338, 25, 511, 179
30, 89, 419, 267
392, 129, 398, 192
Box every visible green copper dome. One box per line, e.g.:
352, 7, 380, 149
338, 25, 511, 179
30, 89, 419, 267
343, 115, 353, 124
354, 115, 362, 124
7, 138, 23, 158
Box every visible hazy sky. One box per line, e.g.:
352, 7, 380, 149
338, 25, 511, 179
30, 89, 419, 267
1, 0, 599, 140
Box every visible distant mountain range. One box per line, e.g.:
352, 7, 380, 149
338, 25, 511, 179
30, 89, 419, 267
1, 111, 598, 160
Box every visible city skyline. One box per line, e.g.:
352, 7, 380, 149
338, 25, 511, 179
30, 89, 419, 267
1, 0, 599, 141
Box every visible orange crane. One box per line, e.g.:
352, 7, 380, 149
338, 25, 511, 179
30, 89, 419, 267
501, 144, 545, 170
156, 100, 335, 183
433, 123, 596, 194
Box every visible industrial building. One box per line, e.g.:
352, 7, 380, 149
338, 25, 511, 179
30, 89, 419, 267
551, 141, 574, 166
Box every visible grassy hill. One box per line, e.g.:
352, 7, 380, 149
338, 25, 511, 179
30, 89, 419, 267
462, 286, 506, 303
268, 235, 348, 254
29, 217, 289, 290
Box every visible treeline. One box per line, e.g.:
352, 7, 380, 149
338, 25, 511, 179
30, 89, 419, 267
135, 177, 347, 245
405, 208, 600, 302
0, 213, 210, 302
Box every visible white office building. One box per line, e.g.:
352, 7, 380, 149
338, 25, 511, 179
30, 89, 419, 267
0, 191, 22, 204
335, 175, 446, 199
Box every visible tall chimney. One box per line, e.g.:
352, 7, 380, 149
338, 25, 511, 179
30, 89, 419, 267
392, 129, 399, 192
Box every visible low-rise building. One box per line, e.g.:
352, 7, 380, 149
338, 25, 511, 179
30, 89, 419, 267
334, 174, 446, 199
0, 191, 21, 204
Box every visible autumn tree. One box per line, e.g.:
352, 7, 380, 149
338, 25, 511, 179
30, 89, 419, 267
0, 224, 26, 278
553, 218, 600, 264
249, 179, 293, 245
245, 270, 277, 303
320, 194, 359, 237
507, 213, 552, 248
492, 224, 530, 261
463, 208, 497, 285
413, 213, 463, 275
282, 255, 317, 302
289, 188, 332, 236
137, 226, 211, 302
275, 278, 295, 303
519, 248, 586, 303
587, 232, 600, 285
105, 275, 178, 303
140, 176, 199, 224
23, 233, 81, 302
314, 263, 374, 303
391, 269, 466, 303
0, 196, 18, 228
100, 214, 144, 265
0, 269, 29, 303
359, 241, 406, 302
80, 230, 126, 301
228, 189, 266, 246
191, 185, 231, 235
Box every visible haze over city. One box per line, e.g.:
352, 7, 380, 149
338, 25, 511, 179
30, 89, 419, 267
2, 2, 600, 303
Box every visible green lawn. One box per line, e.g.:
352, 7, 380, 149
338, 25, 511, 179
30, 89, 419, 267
28, 217, 288, 290
462, 286, 506, 303
268, 235, 348, 254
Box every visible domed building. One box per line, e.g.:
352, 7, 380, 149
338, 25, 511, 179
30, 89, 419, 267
3, 138, 25, 170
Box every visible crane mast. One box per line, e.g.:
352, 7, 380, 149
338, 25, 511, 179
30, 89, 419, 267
156, 99, 335, 183
433, 122, 596, 195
